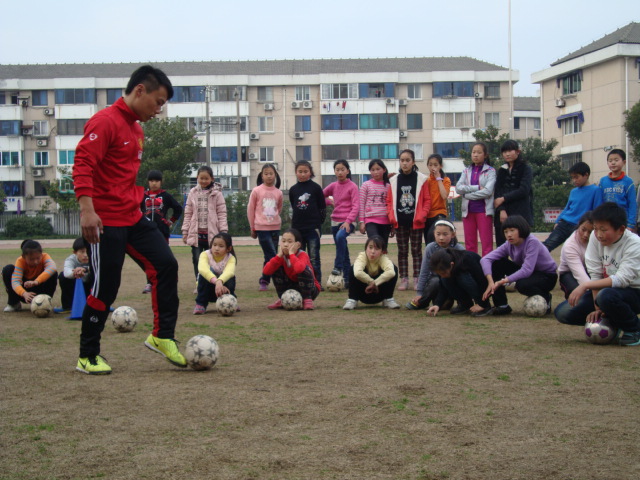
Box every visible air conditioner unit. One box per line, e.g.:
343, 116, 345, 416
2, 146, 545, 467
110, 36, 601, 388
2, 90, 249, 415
36, 139, 48, 147
20, 99, 29, 107
32, 168, 44, 177
21, 128, 32, 136
294, 132, 304, 139
474, 92, 484, 99
555, 98, 566, 108
264, 103, 274, 111
303, 101, 313, 109
399, 131, 407, 138
385, 98, 395, 105
249, 133, 260, 140
291, 101, 301, 109
43, 108, 54, 116
248, 152, 258, 160
398, 99, 408, 106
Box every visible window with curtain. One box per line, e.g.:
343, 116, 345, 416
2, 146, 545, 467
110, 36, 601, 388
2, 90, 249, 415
257, 87, 273, 102
54, 89, 96, 104
407, 84, 421, 99
210, 116, 247, 133
295, 116, 311, 131
57, 119, 88, 135
58, 150, 75, 165
322, 144, 359, 161
0, 121, 21, 136
407, 114, 422, 130
295, 86, 310, 101
31, 90, 48, 106
407, 143, 423, 159
258, 117, 274, 132
561, 72, 582, 95
433, 142, 471, 158
33, 120, 49, 137
321, 114, 358, 130
320, 83, 358, 100
296, 145, 312, 161
486, 113, 500, 128
34, 151, 49, 166
432, 82, 474, 98
484, 83, 500, 98
359, 114, 398, 129
1, 151, 20, 166
360, 144, 398, 160
434, 112, 474, 129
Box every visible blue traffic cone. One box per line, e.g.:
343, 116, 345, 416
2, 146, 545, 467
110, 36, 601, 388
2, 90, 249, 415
69, 278, 86, 320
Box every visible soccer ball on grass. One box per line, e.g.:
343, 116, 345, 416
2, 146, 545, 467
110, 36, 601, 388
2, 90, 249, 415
281, 289, 303, 311
31, 294, 53, 318
523, 295, 548, 317
110, 306, 138, 332
185, 335, 219, 371
216, 294, 237, 316
585, 316, 619, 344
326, 273, 344, 292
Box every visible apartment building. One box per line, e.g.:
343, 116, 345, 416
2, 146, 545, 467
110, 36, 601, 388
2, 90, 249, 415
532, 22, 640, 179
513, 97, 541, 140
0, 57, 518, 213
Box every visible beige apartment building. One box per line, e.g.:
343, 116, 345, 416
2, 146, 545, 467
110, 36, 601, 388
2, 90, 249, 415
532, 22, 640, 179
0, 57, 519, 213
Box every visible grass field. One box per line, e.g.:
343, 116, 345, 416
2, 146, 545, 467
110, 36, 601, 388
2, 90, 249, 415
1, 244, 639, 480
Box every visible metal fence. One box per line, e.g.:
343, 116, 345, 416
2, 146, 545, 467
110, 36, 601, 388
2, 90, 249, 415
0, 212, 81, 236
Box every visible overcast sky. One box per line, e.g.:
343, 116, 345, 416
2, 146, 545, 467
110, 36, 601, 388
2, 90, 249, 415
1, 0, 637, 97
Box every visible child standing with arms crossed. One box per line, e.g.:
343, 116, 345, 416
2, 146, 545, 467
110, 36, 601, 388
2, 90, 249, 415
289, 161, 326, 285
424, 154, 450, 245
193, 233, 237, 315
324, 160, 359, 286
386, 149, 431, 291
598, 149, 636, 231
358, 159, 392, 251
182, 166, 228, 291
247, 164, 283, 291
456, 142, 496, 256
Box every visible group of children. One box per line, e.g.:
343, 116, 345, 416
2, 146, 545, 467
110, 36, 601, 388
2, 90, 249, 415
3, 145, 640, 346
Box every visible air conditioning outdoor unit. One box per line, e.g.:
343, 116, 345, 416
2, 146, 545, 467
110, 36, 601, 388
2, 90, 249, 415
21, 128, 31, 136
303, 101, 313, 109
399, 131, 407, 138
32, 168, 44, 177
36, 139, 48, 147
474, 92, 484, 99
264, 103, 274, 111
385, 98, 395, 105
43, 108, 54, 116
291, 101, 301, 109
21, 99, 29, 107
249, 133, 260, 140
398, 99, 408, 106
294, 132, 304, 139
555, 98, 566, 108
248, 152, 258, 160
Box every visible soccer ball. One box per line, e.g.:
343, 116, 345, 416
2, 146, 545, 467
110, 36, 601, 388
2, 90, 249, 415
31, 294, 53, 318
185, 335, 219, 371
523, 295, 548, 317
216, 294, 237, 316
110, 306, 138, 332
281, 289, 303, 311
585, 316, 619, 345
326, 273, 344, 292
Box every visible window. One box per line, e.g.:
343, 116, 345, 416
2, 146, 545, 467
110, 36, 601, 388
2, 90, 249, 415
172, 86, 205, 103
211, 86, 246, 101
562, 117, 582, 135
257, 87, 273, 102
561, 71, 582, 95
322, 144, 359, 161
407, 114, 423, 130
321, 114, 358, 131
0, 92, 5, 104
407, 84, 421, 99
295, 116, 311, 132
58, 150, 75, 165
34, 151, 49, 166
433, 82, 474, 98
360, 144, 398, 160
259, 147, 274, 163
33, 120, 49, 137
358, 83, 395, 98
433, 142, 472, 158
484, 83, 500, 98
296, 146, 311, 161
54, 89, 96, 104
2, 181, 24, 196
0, 92, 18, 105
180, 117, 206, 132
561, 152, 582, 170
360, 114, 398, 129
32, 90, 48, 106
534, 118, 541, 130
1, 151, 20, 166
212, 147, 246, 163
320, 83, 358, 100
513, 117, 520, 130
210, 116, 247, 133
486, 113, 500, 128
434, 112, 474, 129
407, 144, 423, 160
0, 121, 21, 136
258, 117, 274, 132
107, 89, 122, 105
57, 119, 88, 135
33, 181, 49, 196
295, 86, 310, 101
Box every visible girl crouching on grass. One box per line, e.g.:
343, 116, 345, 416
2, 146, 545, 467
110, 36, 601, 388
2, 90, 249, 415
263, 228, 321, 311
342, 235, 400, 310
426, 248, 493, 317
557, 211, 594, 299
193, 233, 237, 315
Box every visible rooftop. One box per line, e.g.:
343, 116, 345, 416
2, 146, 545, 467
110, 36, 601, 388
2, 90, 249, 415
514, 96, 540, 111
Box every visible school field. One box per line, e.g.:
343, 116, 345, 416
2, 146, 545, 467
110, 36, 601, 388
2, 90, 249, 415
1, 240, 639, 480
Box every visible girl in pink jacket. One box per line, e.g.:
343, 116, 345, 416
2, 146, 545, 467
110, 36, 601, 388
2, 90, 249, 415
182, 166, 228, 286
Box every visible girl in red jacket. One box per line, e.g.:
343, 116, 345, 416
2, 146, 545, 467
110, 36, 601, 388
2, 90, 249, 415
263, 228, 321, 310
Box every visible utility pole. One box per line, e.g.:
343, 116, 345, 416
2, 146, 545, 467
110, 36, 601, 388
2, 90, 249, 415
234, 88, 242, 191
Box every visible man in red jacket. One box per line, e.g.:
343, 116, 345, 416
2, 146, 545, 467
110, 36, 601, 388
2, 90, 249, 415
73, 65, 186, 375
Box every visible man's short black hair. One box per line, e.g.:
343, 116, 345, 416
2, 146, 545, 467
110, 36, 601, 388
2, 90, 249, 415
72, 237, 86, 252
147, 170, 163, 182
125, 65, 173, 100
568, 161, 590, 176
501, 215, 531, 239
591, 202, 627, 231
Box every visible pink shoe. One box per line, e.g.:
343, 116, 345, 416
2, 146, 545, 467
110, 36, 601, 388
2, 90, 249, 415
303, 299, 315, 310
267, 299, 283, 310
398, 277, 409, 291
193, 304, 206, 315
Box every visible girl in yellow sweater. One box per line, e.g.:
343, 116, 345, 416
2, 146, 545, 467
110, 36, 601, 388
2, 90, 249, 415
193, 233, 237, 315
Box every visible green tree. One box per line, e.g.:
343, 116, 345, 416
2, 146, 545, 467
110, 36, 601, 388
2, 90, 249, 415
459, 125, 510, 166
0, 187, 6, 213
139, 118, 202, 195
40, 167, 79, 234
624, 100, 640, 165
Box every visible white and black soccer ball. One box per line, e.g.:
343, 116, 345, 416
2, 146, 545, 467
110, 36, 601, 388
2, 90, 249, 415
31, 294, 53, 318
585, 316, 619, 345
326, 273, 344, 292
523, 295, 548, 317
281, 289, 303, 311
110, 306, 138, 332
216, 294, 237, 316
185, 335, 219, 371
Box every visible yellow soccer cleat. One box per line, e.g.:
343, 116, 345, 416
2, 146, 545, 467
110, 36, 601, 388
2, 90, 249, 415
76, 355, 112, 375
144, 334, 187, 368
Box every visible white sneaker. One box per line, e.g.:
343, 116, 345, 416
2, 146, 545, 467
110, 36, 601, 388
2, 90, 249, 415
343, 299, 357, 310
4, 303, 22, 312
383, 298, 400, 309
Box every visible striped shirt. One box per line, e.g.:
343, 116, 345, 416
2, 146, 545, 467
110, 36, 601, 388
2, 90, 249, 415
11, 253, 57, 296
359, 179, 390, 225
